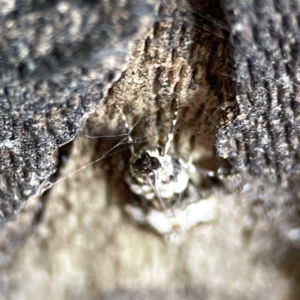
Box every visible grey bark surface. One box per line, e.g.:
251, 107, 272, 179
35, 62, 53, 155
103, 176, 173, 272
0, 0, 153, 222
1, 0, 300, 299
217, 0, 300, 185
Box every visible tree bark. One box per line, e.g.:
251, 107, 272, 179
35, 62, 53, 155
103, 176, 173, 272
1, 0, 300, 299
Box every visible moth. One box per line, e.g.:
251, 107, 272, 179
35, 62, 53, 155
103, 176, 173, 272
117, 100, 219, 241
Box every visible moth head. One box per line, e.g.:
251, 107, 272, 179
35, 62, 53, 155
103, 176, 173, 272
134, 151, 161, 174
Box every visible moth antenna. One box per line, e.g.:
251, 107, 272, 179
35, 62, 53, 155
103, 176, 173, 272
115, 104, 135, 156
164, 97, 179, 155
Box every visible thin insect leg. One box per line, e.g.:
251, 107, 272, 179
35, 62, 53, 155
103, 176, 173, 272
86, 111, 144, 141
185, 6, 229, 33
172, 190, 184, 212
48, 110, 165, 195
85, 133, 128, 139
172, 123, 215, 147
43, 132, 134, 193
146, 174, 173, 217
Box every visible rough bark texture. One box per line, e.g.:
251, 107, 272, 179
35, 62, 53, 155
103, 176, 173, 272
0, 0, 153, 223
1, 0, 300, 299
217, 0, 300, 186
